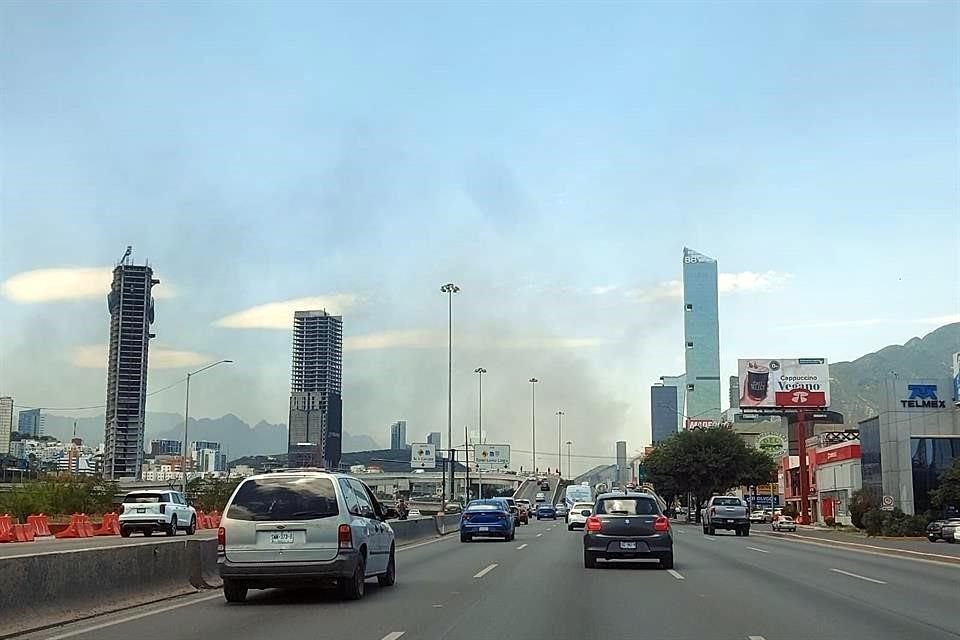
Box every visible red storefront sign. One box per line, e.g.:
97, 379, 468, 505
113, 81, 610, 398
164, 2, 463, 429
816, 444, 860, 465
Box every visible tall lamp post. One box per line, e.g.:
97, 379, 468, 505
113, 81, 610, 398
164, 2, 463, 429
528, 378, 538, 474
474, 367, 486, 444
182, 359, 233, 494
555, 410, 564, 477
565, 440, 573, 478
441, 283, 460, 504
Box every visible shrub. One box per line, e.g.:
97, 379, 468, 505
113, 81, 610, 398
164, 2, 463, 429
862, 508, 928, 537
0, 475, 118, 521
849, 489, 877, 530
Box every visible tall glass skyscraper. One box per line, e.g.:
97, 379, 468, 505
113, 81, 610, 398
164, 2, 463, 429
682, 248, 721, 423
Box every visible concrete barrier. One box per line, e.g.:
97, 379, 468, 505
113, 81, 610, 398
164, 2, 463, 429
435, 513, 461, 536
390, 517, 439, 543
0, 538, 217, 637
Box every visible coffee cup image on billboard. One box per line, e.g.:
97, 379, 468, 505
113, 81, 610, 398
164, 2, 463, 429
741, 362, 773, 406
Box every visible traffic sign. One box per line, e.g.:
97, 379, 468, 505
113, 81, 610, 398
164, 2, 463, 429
410, 443, 436, 469
880, 495, 895, 511
474, 444, 510, 470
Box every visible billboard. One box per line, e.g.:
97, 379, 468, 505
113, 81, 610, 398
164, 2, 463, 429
737, 358, 830, 409
953, 352, 960, 404
474, 444, 510, 470
410, 443, 436, 469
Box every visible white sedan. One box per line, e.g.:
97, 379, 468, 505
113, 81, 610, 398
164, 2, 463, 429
772, 516, 796, 532
567, 502, 594, 530
408, 508, 422, 518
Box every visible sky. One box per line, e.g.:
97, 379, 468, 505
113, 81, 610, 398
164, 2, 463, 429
1, 1, 958, 474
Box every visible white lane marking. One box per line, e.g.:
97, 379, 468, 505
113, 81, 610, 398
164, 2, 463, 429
516, 543, 528, 549
397, 535, 454, 551
755, 533, 960, 569
536, 533, 543, 537
40, 593, 223, 640
381, 633, 405, 640
702, 536, 716, 542
675, 529, 685, 534
748, 636, 768, 640
473, 563, 499, 578
746, 546, 769, 554
830, 568, 887, 584
667, 569, 685, 580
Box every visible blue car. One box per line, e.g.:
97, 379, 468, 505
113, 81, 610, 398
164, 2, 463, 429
461, 500, 516, 542
536, 504, 558, 520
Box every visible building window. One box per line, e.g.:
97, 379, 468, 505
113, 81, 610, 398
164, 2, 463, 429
686, 341, 694, 349
686, 384, 695, 392
685, 304, 693, 311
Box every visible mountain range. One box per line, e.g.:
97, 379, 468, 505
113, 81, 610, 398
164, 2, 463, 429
42, 412, 380, 458
826, 322, 959, 423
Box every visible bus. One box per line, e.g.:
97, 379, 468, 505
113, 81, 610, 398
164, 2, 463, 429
564, 483, 593, 509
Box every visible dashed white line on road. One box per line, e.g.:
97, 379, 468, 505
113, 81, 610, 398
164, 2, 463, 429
746, 546, 769, 553
830, 568, 886, 584
517, 543, 528, 549
474, 563, 499, 578
702, 536, 716, 542
667, 569, 685, 581
536, 533, 543, 537
747, 636, 768, 640
381, 633, 406, 640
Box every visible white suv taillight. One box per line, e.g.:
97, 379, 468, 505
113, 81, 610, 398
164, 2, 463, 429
338, 524, 353, 550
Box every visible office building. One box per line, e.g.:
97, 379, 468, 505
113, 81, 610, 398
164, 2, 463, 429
729, 376, 740, 410
659, 374, 686, 432
288, 310, 343, 469
615, 440, 628, 485
682, 248, 721, 423
17, 408, 44, 438
149, 439, 181, 457
651, 384, 679, 445
426, 432, 441, 448
390, 420, 407, 450
859, 376, 960, 515
0, 397, 13, 455
191, 441, 227, 474
103, 255, 159, 479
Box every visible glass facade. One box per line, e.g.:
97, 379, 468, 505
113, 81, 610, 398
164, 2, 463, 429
651, 385, 678, 445
859, 417, 882, 503
911, 437, 960, 516
682, 248, 721, 421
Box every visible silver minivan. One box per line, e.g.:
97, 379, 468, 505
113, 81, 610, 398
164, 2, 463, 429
218, 470, 399, 602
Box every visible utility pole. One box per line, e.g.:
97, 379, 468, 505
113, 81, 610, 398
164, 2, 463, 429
529, 378, 538, 474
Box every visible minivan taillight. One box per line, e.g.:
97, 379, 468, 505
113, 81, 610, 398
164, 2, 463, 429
586, 516, 602, 532
654, 516, 670, 532
217, 526, 225, 552
338, 524, 353, 550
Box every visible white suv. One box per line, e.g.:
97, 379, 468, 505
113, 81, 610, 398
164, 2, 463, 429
119, 489, 197, 537
218, 470, 399, 602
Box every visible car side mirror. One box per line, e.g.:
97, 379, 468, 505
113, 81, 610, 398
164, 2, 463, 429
383, 507, 399, 520
581, 510, 591, 516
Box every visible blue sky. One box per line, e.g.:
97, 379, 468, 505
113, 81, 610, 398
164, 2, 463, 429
1, 1, 957, 471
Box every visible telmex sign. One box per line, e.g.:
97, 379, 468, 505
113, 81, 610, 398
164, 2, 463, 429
901, 384, 948, 409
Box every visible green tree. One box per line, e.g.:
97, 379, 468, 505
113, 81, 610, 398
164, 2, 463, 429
643, 426, 767, 522
849, 488, 877, 530
187, 477, 242, 512
928, 458, 960, 515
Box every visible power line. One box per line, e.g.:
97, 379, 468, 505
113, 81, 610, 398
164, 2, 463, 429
13, 376, 188, 412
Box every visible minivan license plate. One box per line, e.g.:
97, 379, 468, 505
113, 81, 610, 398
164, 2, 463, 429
270, 532, 295, 544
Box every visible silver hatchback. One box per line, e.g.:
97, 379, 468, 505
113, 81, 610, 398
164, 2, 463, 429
219, 470, 398, 602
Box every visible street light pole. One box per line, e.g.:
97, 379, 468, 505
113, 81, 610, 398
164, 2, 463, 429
529, 378, 538, 474
565, 440, 572, 478
555, 410, 564, 478
474, 367, 486, 499
441, 283, 460, 505
182, 359, 233, 495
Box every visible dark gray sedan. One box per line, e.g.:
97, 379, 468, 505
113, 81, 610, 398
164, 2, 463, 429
582, 492, 673, 569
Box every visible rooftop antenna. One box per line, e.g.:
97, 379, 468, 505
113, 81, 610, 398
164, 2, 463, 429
119, 245, 132, 265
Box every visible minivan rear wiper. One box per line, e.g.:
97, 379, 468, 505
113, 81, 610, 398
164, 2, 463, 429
289, 510, 335, 518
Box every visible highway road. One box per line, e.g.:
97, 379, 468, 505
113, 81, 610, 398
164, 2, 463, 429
16, 518, 960, 640
514, 475, 561, 506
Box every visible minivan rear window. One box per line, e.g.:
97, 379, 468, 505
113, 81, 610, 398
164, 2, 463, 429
594, 498, 659, 516
226, 477, 339, 521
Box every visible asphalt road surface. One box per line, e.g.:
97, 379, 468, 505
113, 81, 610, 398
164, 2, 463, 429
17, 519, 960, 640
514, 476, 560, 506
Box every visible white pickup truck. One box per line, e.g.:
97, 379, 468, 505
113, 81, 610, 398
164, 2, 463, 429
701, 496, 751, 536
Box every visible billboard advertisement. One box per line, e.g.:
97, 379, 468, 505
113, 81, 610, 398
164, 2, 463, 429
410, 443, 436, 469
474, 444, 510, 470
738, 358, 830, 409
953, 352, 960, 404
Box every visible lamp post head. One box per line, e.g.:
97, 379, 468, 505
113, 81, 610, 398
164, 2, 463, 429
474, 367, 487, 374
556, 410, 564, 416
529, 377, 538, 384
441, 283, 460, 294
